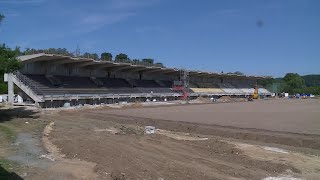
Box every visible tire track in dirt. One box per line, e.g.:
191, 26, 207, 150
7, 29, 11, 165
48, 111, 303, 179
77, 111, 320, 150
41, 122, 98, 180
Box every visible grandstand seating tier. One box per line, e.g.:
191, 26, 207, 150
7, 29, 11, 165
19, 74, 271, 97
190, 88, 224, 93
221, 88, 244, 94
23, 74, 174, 95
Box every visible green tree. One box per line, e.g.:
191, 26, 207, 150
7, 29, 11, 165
154, 62, 165, 68
283, 73, 305, 94
82, 52, 99, 60
100, 52, 112, 61
131, 59, 140, 64
283, 73, 305, 89
142, 58, 154, 65
23, 48, 37, 55
22, 47, 72, 56
91, 53, 98, 60
302, 75, 320, 87
115, 53, 129, 62
0, 44, 23, 93
301, 86, 320, 95
227, 71, 245, 76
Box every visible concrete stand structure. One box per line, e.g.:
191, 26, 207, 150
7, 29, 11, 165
5, 53, 272, 108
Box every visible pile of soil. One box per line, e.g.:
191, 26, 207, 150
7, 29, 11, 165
196, 97, 212, 102
219, 96, 232, 100
216, 96, 232, 102
129, 103, 143, 108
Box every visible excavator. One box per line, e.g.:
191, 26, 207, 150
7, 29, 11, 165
248, 85, 259, 101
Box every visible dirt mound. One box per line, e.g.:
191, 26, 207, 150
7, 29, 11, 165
196, 96, 210, 101
219, 96, 232, 100
214, 96, 232, 103
129, 103, 143, 108
189, 96, 212, 103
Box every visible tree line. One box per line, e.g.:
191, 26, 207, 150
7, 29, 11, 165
23, 48, 165, 68
259, 73, 320, 95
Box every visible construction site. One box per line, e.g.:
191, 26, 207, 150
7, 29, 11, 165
4, 53, 271, 108
0, 54, 320, 180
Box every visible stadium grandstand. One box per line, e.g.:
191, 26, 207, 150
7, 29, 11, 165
5, 53, 271, 108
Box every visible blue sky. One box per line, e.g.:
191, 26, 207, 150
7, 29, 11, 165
0, 0, 319, 77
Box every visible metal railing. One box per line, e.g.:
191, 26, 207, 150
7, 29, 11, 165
13, 71, 45, 98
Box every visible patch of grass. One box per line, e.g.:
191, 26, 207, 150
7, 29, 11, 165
0, 124, 16, 142
0, 158, 21, 179
0, 159, 14, 172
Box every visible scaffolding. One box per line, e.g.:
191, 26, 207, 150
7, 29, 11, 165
173, 68, 189, 100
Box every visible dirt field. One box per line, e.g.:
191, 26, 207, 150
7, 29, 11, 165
105, 99, 320, 135
1, 99, 320, 179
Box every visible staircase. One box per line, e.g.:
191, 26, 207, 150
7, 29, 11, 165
12, 71, 44, 103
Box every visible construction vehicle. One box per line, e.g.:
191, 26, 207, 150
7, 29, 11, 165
253, 85, 259, 99
248, 85, 259, 101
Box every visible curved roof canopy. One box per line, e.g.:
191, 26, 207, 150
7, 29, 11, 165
17, 53, 271, 79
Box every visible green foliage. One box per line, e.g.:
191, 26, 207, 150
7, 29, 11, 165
302, 75, 320, 87
0, 124, 16, 142
132, 59, 140, 63
257, 78, 274, 87
100, 52, 112, 61
226, 71, 245, 76
300, 86, 320, 95
0, 83, 7, 94
261, 73, 320, 95
0, 16, 29, 92
20, 47, 164, 67
0, 158, 20, 179
154, 62, 165, 68
283, 73, 305, 89
142, 58, 154, 64
23, 48, 73, 56
82, 52, 99, 60
282, 73, 305, 94
0, 45, 22, 74
0, 44, 23, 94
259, 78, 287, 94
115, 53, 129, 62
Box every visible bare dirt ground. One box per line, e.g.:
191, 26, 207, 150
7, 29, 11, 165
1, 98, 320, 179
104, 98, 320, 135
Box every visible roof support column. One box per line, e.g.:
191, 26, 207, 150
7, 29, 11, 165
7, 73, 14, 104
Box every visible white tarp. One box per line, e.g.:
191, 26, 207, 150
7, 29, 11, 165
4, 73, 8, 82
0, 94, 23, 103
